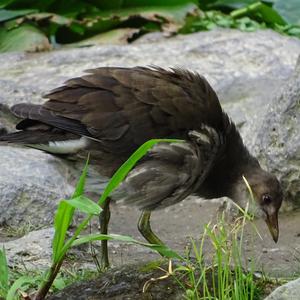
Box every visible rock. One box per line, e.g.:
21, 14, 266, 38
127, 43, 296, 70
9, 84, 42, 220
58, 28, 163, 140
47, 261, 184, 300
264, 278, 300, 300
0, 228, 54, 269
249, 58, 300, 208
0, 29, 300, 229
0, 146, 73, 226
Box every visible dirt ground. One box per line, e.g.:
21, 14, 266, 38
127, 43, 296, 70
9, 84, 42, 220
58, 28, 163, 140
103, 197, 300, 278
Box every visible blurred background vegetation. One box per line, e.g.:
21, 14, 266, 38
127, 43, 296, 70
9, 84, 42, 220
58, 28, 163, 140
0, 0, 299, 53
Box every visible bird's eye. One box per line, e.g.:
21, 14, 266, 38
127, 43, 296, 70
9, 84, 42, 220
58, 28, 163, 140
262, 194, 272, 205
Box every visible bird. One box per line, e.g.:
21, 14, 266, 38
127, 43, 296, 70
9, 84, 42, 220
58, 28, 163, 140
0, 66, 283, 268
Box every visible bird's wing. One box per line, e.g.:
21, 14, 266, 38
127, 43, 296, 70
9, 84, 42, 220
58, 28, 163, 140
9, 67, 224, 154
112, 125, 224, 210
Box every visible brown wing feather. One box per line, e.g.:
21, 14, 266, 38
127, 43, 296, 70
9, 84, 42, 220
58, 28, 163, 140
113, 123, 224, 210
41, 66, 223, 155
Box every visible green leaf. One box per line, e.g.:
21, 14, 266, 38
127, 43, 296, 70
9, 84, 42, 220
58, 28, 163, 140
6, 276, 34, 300
72, 233, 183, 260
21, 12, 73, 26
0, 0, 14, 9
84, 2, 200, 35
93, 3, 198, 24
52, 157, 89, 262
0, 8, 37, 22
62, 195, 102, 215
230, 2, 286, 26
0, 247, 9, 293
204, 0, 257, 10
89, 0, 197, 9
52, 201, 75, 262
98, 139, 183, 206
274, 0, 300, 25
0, 24, 50, 53
73, 155, 89, 198
52, 276, 66, 290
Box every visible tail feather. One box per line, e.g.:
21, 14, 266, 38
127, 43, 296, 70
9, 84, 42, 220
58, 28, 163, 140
0, 130, 89, 154
0, 130, 71, 144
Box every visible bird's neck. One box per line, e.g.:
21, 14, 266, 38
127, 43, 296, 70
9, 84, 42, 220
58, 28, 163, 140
197, 121, 259, 200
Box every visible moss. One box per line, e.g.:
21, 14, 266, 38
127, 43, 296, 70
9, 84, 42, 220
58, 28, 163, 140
139, 259, 165, 273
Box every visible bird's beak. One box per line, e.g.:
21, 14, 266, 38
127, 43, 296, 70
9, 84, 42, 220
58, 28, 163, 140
265, 211, 279, 243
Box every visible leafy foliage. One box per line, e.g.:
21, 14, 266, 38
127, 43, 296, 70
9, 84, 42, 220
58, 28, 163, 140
0, 0, 299, 52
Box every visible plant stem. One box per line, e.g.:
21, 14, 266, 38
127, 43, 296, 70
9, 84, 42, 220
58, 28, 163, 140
230, 2, 261, 19
34, 215, 92, 299
33, 259, 63, 300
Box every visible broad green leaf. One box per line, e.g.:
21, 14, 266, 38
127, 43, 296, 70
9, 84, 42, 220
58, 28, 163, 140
204, 0, 257, 10
20, 12, 72, 26
0, 0, 14, 9
252, 2, 286, 25
0, 247, 9, 292
52, 201, 75, 262
98, 139, 183, 206
5, 12, 85, 37
0, 24, 50, 53
62, 195, 102, 215
72, 233, 183, 260
87, 2, 200, 28
6, 276, 34, 300
231, 2, 286, 25
274, 0, 300, 25
88, 0, 197, 9
83, 1, 199, 32
0, 8, 37, 22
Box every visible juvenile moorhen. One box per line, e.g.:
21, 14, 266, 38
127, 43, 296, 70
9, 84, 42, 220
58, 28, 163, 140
0, 67, 283, 268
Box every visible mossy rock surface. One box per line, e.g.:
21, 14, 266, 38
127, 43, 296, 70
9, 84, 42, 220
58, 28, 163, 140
47, 261, 184, 300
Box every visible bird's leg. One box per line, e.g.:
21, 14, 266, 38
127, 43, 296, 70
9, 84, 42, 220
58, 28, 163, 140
99, 197, 111, 270
138, 210, 165, 254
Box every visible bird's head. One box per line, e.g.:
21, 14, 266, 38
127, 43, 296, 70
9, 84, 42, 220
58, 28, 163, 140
232, 169, 283, 243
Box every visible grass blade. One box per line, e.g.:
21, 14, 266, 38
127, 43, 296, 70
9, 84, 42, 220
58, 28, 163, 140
6, 276, 34, 300
52, 201, 75, 262
0, 247, 9, 293
63, 195, 102, 215
72, 233, 183, 260
73, 154, 89, 198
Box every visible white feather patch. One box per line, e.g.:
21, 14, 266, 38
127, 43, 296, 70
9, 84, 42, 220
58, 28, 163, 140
30, 137, 89, 154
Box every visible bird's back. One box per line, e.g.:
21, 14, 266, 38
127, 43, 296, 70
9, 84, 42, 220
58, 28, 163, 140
11, 68, 224, 149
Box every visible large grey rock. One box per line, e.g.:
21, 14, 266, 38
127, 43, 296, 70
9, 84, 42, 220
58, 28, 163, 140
0, 28, 300, 225
0, 146, 73, 226
249, 59, 300, 208
264, 278, 300, 300
0, 228, 54, 269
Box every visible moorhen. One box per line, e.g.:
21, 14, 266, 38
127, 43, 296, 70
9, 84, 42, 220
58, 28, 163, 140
0, 66, 283, 268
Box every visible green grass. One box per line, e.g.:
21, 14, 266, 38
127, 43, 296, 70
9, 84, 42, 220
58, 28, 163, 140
169, 178, 264, 300
173, 214, 261, 300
